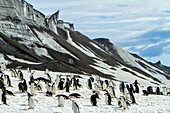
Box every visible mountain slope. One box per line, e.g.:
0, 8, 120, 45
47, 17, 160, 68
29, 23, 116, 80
0, 0, 169, 86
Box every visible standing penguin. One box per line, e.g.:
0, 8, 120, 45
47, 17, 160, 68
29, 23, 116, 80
129, 89, 137, 104
133, 80, 140, 93
28, 93, 35, 109
64, 80, 70, 93
72, 100, 80, 113
90, 93, 99, 106
58, 79, 64, 90
58, 96, 65, 107
162, 87, 167, 96
120, 96, 128, 110
30, 83, 35, 96
109, 86, 116, 98
18, 70, 24, 80
9, 69, 17, 78
104, 90, 112, 105
124, 87, 129, 100
52, 82, 56, 94
94, 83, 100, 92
119, 82, 125, 94
156, 87, 161, 95
87, 78, 92, 89
103, 81, 107, 90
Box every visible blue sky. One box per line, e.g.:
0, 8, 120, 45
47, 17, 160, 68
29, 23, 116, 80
26, 0, 170, 66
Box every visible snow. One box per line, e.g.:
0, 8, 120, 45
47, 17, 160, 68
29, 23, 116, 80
112, 45, 170, 86
7, 55, 42, 65
66, 30, 102, 60
0, 54, 11, 65
90, 42, 107, 54
33, 46, 53, 59
89, 59, 169, 87
0, 69, 169, 113
33, 29, 78, 59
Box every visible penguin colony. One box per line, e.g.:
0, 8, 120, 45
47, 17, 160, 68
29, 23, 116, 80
0, 65, 169, 113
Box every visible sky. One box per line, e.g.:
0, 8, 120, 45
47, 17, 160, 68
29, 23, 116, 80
26, 0, 170, 66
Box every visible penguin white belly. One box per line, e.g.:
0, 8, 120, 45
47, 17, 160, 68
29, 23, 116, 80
0, 89, 2, 104
103, 83, 107, 90
163, 88, 167, 96
72, 101, 79, 113
105, 95, 109, 105
120, 98, 127, 109
28, 97, 35, 109
52, 85, 56, 94
30, 84, 35, 95
58, 96, 65, 107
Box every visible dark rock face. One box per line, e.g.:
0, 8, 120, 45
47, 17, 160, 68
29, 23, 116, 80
0, 0, 169, 85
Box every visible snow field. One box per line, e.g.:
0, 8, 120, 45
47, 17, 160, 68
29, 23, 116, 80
0, 69, 169, 113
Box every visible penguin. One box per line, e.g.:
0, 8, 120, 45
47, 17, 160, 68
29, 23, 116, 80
64, 80, 70, 92
55, 94, 70, 100
87, 78, 92, 89
95, 75, 100, 83
126, 84, 130, 91
124, 87, 129, 100
72, 100, 80, 113
36, 82, 43, 91
77, 79, 83, 88
46, 91, 53, 97
120, 96, 128, 110
90, 76, 94, 82
58, 96, 65, 107
6, 75, 12, 87
119, 82, 125, 94
58, 78, 64, 90
18, 79, 27, 93
129, 90, 137, 104
162, 87, 167, 96
142, 90, 149, 96
29, 73, 34, 85
23, 79, 28, 92
103, 81, 107, 90
45, 68, 49, 74
6, 90, 15, 96
46, 73, 52, 82
69, 93, 82, 99
104, 90, 112, 105
28, 93, 35, 109
45, 82, 51, 92
0, 86, 7, 105
105, 80, 109, 87
147, 86, 153, 94
52, 82, 56, 94
94, 83, 100, 92
109, 86, 116, 98
27, 67, 31, 73
9, 69, 16, 78
1, 92, 7, 105
18, 70, 24, 80
133, 80, 140, 93
0, 78, 4, 88
90, 93, 99, 106
72, 77, 78, 90
30, 83, 35, 95
55, 75, 61, 85
155, 87, 161, 95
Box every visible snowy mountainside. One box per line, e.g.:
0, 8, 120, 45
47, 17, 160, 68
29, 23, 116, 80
0, 0, 169, 86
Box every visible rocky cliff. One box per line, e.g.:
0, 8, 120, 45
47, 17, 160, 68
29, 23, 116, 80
0, 0, 169, 86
